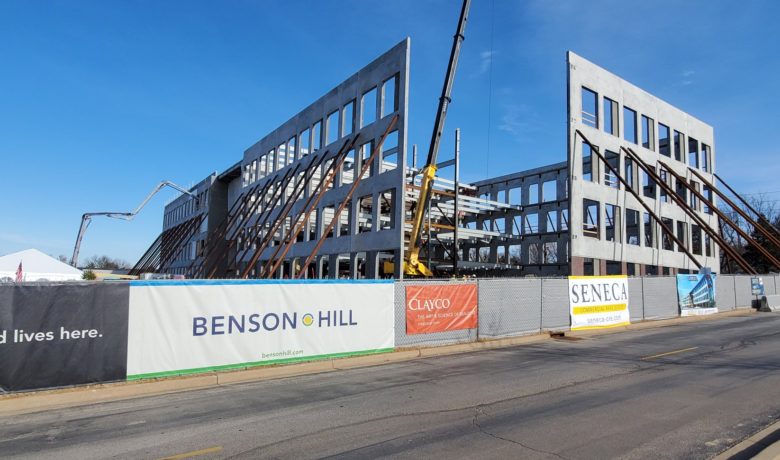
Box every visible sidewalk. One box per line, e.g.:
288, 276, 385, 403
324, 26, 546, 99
713, 420, 780, 460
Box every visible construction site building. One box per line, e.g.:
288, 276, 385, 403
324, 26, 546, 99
141, 39, 722, 279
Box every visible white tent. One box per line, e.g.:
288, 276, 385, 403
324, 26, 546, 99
0, 248, 82, 282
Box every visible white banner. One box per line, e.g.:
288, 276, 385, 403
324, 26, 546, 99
568, 276, 630, 330
127, 280, 394, 379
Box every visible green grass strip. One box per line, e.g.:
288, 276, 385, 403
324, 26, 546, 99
127, 348, 394, 381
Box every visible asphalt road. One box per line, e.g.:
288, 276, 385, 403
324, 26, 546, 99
1, 312, 779, 460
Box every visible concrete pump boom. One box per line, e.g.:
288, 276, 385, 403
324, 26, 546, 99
70, 181, 197, 267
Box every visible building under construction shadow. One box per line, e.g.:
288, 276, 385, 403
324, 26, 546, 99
130, 39, 780, 279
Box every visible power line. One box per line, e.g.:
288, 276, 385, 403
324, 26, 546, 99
739, 190, 780, 196
485, 0, 495, 179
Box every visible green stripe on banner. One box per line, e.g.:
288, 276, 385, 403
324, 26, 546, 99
126, 348, 395, 381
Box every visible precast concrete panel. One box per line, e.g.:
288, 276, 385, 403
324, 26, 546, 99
642, 277, 679, 319
716, 275, 737, 311
225, 39, 412, 279
478, 279, 542, 338
394, 280, 477, 348
734, 275, 754, 308
541, 278, 570, 330
567, 51, 720, 275
627, 277, 644, 321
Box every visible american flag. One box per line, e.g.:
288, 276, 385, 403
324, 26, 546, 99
15, 261, 23, 283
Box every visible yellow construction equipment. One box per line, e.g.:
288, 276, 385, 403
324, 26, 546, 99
396, 0, 470, 277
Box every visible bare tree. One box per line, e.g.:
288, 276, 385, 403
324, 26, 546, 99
82, 255, 131, 270
718, 192, 780, 273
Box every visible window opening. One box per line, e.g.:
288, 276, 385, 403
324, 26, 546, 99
624, 106, 637, 144
583, 199, 600, 238
581, 87, 598, 128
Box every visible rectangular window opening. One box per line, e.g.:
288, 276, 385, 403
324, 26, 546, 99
582, 141, 594, 182
361, 87, 377, 128
338, 200, 351, 237
603, 97, 618, 135
543, 242, 558, 264
342, 100, 355, 137
605, 204, 620, 242
524, 213, 538, 234
326, 110, 340, 145
604, 150, 619, 189
299, 128, 311, 159
624, 106, 637, 144
528, 183, 539, 204
358, 195, 373, 233
688, 136, 699, 168
642, 115, 655, 151
341, 149, 356, 186
312, 121, 322, 152
692, 224, 702, 255
381, 130, 399, 173
642, 167, 656, 199
673, 130, 684, 162
676, 221, 687, 252
662, 218, 674, 251
381, 75, 398, 118
624, 157, 634, 189
287, 136, 297, 164
542, 180, 556, 202
379, 189, 394, 230
360, 141, 374, 179
546, 211, 558, 232
581, 87, 598, 128
644, 212, 654, 248
528, 243, 542, 265
583, 199, 600, 238
626, 209, 640, 245
658, 123, 671, 157
702, 144, 711, 173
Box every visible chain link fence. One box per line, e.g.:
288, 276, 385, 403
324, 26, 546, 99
393, 274, 762, 346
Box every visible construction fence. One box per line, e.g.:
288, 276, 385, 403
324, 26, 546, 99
0, 275, 771, 394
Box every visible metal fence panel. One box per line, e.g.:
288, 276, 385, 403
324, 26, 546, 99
541, 278, 569, 331
642, 277, 679, 319
394, 280, 477, 348
628, 277, 644, 322
763, 276, 777, 296
716, 275, 737, 311
478, 279, 541, 338
733, 275, 753, 308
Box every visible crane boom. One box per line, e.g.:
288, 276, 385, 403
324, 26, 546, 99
71, 181, 197, 267
404, 0, 471, 276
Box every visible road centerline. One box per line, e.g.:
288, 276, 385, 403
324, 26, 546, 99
640, 346, 699, 361
159, 445, 223, 460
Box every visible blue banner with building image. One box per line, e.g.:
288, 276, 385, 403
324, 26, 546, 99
676, 274, 717, 316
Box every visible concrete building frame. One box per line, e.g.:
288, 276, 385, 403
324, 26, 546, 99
153, 45, 723, 279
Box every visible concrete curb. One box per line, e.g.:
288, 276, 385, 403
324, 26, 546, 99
713, 419, 780, 460
0, 307, 759, 417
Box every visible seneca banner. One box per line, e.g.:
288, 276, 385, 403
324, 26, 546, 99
568, 275, 630, 331
406, 283, 477, 334
126, 280, 394, 379
676, 274, 717, 316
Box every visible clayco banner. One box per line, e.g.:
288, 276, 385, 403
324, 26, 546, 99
405, 283, 477, 334
568, 275, 630, 330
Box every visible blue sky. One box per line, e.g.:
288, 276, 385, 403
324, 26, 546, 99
1, 0, 779, 264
